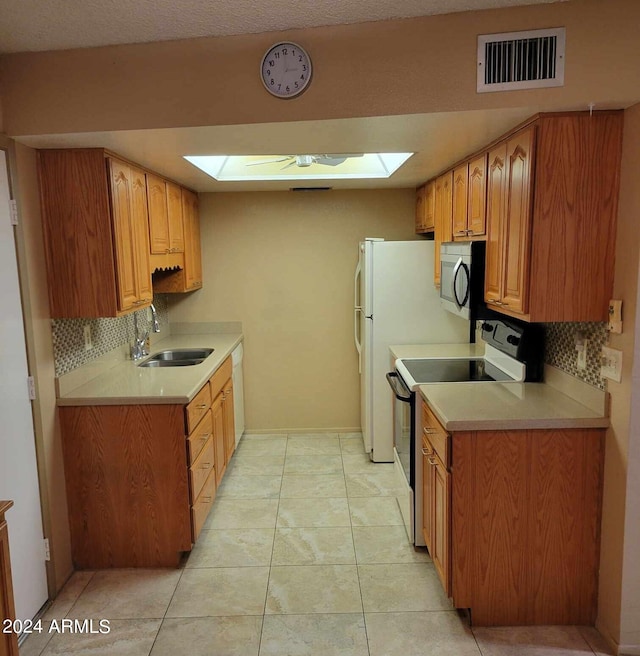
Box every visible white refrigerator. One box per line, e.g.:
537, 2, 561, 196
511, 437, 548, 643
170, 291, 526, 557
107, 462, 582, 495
354, 238, 469, 462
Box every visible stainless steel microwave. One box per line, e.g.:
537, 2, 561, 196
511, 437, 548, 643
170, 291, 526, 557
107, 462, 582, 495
440, 241, 486, 320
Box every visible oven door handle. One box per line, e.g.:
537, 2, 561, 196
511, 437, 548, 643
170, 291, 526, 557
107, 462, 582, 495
386, 371, 412, 402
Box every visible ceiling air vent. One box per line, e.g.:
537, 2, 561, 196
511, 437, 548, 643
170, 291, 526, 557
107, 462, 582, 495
477, 27, 565, 93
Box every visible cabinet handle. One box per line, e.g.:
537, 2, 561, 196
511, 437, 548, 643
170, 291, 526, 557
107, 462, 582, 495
492, 300, 503, 306
421, 447, 432, 456
200, 433, 211, 441
201, 496, 213, 503
454, 231, 467, 236
201, 462, 212, 469
423, 427, 436, 434
196, 403, 208, 409
428, 456, 437, 467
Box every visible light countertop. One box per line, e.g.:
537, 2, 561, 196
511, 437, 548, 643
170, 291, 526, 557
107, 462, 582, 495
56, 333, 242, 406
419, 381, 609, 431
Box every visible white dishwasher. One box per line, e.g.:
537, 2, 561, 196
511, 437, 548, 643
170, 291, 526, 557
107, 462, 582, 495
232, 343, 245, 445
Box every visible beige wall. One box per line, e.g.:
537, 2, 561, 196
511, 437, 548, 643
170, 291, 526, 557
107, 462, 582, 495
1, 0, 640, 137
597, 102, 640, 650
11, 142, 73, 593
168, 189, 416, 430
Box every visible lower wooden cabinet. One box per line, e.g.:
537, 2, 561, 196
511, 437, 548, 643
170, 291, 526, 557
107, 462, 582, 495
420, 400, 605, 626
0, 502, 18, 656
59, 355, 236, 568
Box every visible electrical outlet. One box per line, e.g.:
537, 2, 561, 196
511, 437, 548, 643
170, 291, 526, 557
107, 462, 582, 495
576, 339, 588, 370
601, 346, 623, 382
83, 324, 93, 351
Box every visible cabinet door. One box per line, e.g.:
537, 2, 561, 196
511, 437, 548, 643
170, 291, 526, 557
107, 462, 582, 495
422, 441, 433, 552
146, 174, 170, 254
211, 392, 226, 487
131, 167, 153, 305
182, 189, 203, 290
434, 172, 453, 287
424, 181, 435, 231
415, 184, 426, 233
0, 521, 18, 656
467, 153, 487, 237
452, 163, 469, 240
484, 144, 507, 306
223, 379, 235, 462
108, 159, 138, 313
431, 454, 451, 597
501, 128, 534, 315
166, 181, 185, 253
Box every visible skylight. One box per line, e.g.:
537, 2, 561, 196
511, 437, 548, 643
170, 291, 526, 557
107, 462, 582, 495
183, 153, 413, 181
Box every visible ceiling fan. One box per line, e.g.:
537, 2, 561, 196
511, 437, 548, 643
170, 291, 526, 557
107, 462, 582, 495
245, 154, 363, 169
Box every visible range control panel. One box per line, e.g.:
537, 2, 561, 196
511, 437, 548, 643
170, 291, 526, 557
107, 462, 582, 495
481, 318, 544, 382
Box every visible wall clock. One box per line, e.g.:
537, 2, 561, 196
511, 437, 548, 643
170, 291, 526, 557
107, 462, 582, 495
260, 42, 312, 99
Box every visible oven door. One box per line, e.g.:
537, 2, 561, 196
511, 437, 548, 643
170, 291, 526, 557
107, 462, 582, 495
386, 371, 415, 542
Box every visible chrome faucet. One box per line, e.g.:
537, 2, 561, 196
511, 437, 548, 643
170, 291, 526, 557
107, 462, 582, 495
131, 304, 160, 361
131, 312, 150, 361
150, 303, 160, 333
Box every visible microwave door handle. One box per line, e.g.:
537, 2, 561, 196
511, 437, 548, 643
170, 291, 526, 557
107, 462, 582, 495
452, 259, 470, 309
386, 372, 412, 402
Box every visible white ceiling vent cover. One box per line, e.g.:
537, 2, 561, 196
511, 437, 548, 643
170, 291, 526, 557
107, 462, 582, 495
477, 27, 565, 93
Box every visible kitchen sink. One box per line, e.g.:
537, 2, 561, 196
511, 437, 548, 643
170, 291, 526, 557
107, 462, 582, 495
137, 348, 214, 368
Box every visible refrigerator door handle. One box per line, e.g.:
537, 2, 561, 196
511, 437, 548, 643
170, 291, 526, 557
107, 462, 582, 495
354, 307, 362, 373
354, 258, 363, 373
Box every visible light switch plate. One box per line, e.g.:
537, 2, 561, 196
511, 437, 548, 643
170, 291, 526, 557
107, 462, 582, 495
83, 324, 93, 351
601, 346, 622, 382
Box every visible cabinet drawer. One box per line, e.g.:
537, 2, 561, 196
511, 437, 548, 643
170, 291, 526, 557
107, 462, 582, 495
191, 468, 216, 543
209, 356, 232, 398
186, 382, 211, 434
189, 435, 214, 501
422, 401, 449, 467
187, 410, 213, 464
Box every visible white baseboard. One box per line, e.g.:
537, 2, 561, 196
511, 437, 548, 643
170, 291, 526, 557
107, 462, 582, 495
243, 427, 361, 435
618, 645, 640, 655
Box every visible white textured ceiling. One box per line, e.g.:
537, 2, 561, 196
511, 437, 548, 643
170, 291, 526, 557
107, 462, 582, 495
0, 0, 563, 54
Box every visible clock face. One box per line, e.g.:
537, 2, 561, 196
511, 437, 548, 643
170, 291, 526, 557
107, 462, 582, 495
260, 42, 312, 98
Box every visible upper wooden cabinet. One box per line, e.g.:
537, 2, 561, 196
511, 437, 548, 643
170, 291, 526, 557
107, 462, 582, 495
38, 149, 153, 318
153, 188, 203, 293
415, 181, 435, 234
467, 154, 487, 238
433, 172, 453, 287
452, 163, 468, 240
484, 112, 623, 322
452, 154, 487, 241
147, 177, 185, 255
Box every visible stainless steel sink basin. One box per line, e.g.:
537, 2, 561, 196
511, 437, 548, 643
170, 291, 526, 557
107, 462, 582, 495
137, 348, 214, 368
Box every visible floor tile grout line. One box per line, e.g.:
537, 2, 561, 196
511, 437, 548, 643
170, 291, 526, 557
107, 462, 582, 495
143, 566, 186, 656
348, 457, 372, 656
258, 433, 287, 655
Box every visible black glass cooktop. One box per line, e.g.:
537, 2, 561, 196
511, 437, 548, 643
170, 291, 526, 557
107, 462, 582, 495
401, 358, 515, 383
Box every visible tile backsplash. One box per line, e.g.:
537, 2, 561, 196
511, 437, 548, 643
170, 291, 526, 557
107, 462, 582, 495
52, 295, 169, 377
543, 321, 608, 390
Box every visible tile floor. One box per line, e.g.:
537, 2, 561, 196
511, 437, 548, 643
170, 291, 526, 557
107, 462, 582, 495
20, 433, 613, 656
